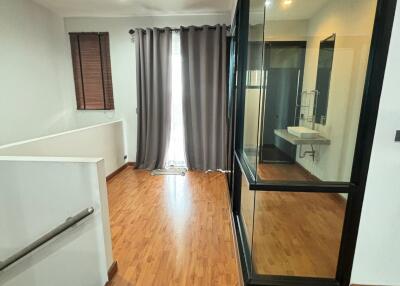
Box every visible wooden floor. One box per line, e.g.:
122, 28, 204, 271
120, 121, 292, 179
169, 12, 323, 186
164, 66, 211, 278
252, 191, 346, 278
106, 167, 241, 286
257, 163, 317, 182
107, 164, 346, 282
242, 162, 346, 278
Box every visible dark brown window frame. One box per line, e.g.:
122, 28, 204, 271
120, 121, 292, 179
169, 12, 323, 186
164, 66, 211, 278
69, 32, 114, 110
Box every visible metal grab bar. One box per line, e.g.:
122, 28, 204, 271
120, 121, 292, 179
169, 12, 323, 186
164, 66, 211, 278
0, 207, 94, 272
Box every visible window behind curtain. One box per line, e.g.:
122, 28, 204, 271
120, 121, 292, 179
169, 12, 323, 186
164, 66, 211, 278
165, 31, 186, 167
69, 32, 114, 110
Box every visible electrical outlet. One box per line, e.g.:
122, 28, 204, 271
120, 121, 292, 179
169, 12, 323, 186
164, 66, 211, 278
124, 155, 127, 160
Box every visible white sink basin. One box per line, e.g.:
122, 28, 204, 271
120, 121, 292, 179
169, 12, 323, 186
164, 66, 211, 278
287, 126, 319, 139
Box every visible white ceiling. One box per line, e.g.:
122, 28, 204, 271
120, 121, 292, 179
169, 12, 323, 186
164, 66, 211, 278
266, 0, 330, 20
32, 0, 234, 17
251, 0, 330, 21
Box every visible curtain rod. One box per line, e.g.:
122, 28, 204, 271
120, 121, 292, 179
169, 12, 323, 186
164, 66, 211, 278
128, 26, 231, 35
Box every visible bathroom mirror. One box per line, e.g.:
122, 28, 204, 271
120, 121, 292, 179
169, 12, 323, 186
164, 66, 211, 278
315, 34, 335, 125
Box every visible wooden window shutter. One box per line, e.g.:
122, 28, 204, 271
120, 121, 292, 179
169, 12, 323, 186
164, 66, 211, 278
99, 33, 114, 109
69, 33, 85, 109
69, 32, 114, 110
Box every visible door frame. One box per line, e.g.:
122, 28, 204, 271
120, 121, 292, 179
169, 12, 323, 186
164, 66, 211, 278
229, 0, 398, 285
259, 41, 307, 164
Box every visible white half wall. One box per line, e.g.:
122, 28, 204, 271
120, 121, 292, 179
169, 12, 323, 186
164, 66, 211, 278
351, 3, 400, 284
0, 0, 72, 146
63, 14, 231, 161
0, 0, 231, 162
0, 157, 113, 286
0, 121, 125, 176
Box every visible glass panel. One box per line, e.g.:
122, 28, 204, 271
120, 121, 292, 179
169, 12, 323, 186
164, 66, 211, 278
239, 173, 255, 274
242, 0, 265, 174
256, 0, 378, 183
259, 42, 306, 166
252, 191, 347, 278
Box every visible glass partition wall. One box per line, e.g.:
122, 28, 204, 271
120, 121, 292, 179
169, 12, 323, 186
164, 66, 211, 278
242, 0, 265, 175
231, 0, 395, 285
241, 0, 378, 184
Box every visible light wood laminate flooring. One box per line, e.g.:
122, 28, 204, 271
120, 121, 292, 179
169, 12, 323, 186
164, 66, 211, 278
107, 167, 241, 286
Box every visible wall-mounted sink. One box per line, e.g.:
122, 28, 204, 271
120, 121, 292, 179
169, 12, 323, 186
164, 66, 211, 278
287, 126, 320, 139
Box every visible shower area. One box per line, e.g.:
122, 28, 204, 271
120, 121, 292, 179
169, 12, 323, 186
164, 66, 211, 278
259, 42, 306, 164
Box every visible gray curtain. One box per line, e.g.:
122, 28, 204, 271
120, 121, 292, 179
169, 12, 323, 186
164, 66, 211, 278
180, 25, 228, 170
135, 28, 172, 169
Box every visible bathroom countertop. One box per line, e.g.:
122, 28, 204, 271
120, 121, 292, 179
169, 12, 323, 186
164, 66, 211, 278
274, 129, 331, 145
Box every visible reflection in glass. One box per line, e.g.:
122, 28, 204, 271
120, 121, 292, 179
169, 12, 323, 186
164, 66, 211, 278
252, 191, 347, 278
242, 0, 265, 174
239, 174, 255, 274
255, 0, 377, 183
259, 42, 306, 165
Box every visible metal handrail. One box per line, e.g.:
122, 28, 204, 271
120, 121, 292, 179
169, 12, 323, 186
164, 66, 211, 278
0, 207, 94, 272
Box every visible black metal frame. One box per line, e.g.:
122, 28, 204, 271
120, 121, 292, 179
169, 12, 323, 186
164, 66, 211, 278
226, 12, 239, 192
229, 0, 398, 285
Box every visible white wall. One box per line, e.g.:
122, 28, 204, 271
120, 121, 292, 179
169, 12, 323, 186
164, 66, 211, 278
0, 0, 230, 162
244, 89, 262, 152
0, 0, 72, 146
0, 157, 113, 286
264, 20, 309, 41
63, 14, 231, 161
351, 3, 400, 284
0, 121, 125, 176
297, 0, 377, 181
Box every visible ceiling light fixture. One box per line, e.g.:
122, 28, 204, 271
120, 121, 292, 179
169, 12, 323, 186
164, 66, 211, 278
283, 0, 292, 5
265, 0, 272, 7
